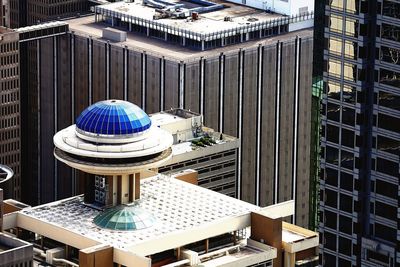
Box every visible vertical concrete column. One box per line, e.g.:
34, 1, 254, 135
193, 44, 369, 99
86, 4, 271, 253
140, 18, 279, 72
70, 33, 76, 195
120, 174, 129, 204
179, 61, 184, 109
284, 251, 295, 267
255, 44, 263, 206
142, 52, 146, 109
245, 32, 249, 41
201, 40, 205, 51
219, 53, 224, 133
182, 37, 186, 46
146, 27, 150, 36
274, 41, 282, 204
160, 57, 165, 111
88, 37, 93, 105
164, 32, 168, 41
37, 39, 41, 204
237, 49, 244, 198
199, 57, 205, 115
53, 37, 58, 199
79, 245, 113, 267
123, 46, 128, 101
106, 41, 110, 100
250, 212, 282, 267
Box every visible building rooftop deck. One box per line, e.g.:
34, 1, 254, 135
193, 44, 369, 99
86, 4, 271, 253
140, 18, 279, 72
95, 0, 283, 34
66, 15, 313, 61
18, 174, 258, 255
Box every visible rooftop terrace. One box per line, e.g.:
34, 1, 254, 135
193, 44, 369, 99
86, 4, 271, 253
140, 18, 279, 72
89, 0, 312, 50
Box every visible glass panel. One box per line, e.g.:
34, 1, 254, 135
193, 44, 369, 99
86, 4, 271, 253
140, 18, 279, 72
328, 60, 342, 77
342, 85, 356, 103
344, 40, 357, 60
378, 113, 400, 133
346, 0, 359, 13
379, 68, 400, 88
339, 193, 352, 213
381, 23, 400, 42
329, 38, 342, 55
376, 157, 398, 177
342, 107, 355, 126
379, 91, 400, 111
330, 0, 344, 9
327, 103, 341, 122
377, 135, 400, 155
341, 128, 354, 148
382, 0, 400, 19
341, 150, 354, 170
343, 63, 357, 82
327, 82, 341, 100
379, 46, 400, 66
340, 171, 353, 191
345, 18, 358, 37
330, 16, 343, 33
326, 146, 339, 165
327, 124, 340, 143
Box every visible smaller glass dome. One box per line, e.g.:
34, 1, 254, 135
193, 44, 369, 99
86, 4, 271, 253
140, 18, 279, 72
76, 100, 151, 137
93, 205, 156, 231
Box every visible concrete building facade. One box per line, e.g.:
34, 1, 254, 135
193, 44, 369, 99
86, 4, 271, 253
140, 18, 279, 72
0, 27, 20, 199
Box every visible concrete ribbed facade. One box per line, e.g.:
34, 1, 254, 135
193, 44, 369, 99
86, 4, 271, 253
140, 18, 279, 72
20, 27, 313, 227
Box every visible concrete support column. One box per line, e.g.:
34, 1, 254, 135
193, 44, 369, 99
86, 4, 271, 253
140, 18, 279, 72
147, 27, 150, 36
129, 22, 132, 31
201, 40, 205, 51
164, 32, 168, 41
182, 37, 186, 46
245, 32, 249, 41
240, 33, 243, 42
284, 251, 295, 267
221, 38, 225, 47
111, 17, 115, 27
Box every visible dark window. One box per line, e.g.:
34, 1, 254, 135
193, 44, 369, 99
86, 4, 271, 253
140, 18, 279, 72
325, 231, 337, 251
339, 215, 352, 235
325, 188, 338, 208
375, 223, 396, 243
378, 113, 400, 133
342, 107, 355, 126
380, 46, 400, 66
340, 193, 353, 213
376, 179, 398, 199
340, 171, 353, 191
382, 1, 400, 19
339, 237, 352, 256
326, 168, 338, 186
381, 23, 400, 42
375, 202, 397, 221
338, 258, 352, 267
324, 210, 337, 230
327, 102, 340, 122
327, 124, 339, 143
341, 128, 354, 148
341, 150, 354, 170
326, 146, 339, 165
376, 157, 398, 177
380, 68, 400, 88
378, 91, 400, 111
377, 135, 400, 155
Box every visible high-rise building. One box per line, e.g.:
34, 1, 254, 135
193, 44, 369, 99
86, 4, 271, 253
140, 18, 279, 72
0, 27, 20, 199
0, 0, 10, 27
9, 0, 89, 28
320, 0, 399, 266
7, 0, 315, 228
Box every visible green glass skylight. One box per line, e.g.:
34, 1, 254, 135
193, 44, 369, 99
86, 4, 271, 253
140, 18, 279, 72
93, 205, 156, 231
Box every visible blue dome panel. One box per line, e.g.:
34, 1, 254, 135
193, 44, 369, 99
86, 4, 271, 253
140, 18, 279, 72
76, 100, 151, 136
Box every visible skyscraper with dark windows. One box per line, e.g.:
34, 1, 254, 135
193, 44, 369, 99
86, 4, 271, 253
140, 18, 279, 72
321, 0, 399, 266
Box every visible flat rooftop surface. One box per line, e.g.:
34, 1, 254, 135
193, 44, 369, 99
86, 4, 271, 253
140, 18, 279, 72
96, 1, 283, 34
20, 175, 258, 252
66, 15, 313, 60
150, 112, 185, 126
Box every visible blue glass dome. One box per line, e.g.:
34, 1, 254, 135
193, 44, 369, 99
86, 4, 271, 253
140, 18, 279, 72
75, 100, 151, 136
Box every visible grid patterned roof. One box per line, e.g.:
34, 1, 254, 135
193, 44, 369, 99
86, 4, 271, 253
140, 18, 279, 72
93, 205, 156, 231
76, 100, 151, 136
